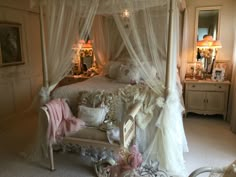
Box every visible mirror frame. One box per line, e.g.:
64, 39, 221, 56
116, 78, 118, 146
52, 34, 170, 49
193, 6, 221, 62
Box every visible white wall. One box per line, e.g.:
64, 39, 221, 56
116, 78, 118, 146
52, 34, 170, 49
186, 0, 234, 62
0, 0, 43, 119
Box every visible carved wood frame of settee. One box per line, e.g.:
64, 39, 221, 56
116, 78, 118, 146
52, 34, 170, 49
40, 101, 142, 171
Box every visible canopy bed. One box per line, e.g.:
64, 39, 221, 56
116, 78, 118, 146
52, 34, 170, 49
31, 0, 188, 176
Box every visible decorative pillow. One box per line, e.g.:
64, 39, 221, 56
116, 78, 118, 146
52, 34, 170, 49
117, 64, 140, 84
107, 61, 123, 79
78, 105, 109, 127
106, 126, 120, 144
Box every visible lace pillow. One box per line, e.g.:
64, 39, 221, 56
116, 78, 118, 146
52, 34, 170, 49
78, 105, 109, 127
117, 64, 140, 84
107, 61, 124, 79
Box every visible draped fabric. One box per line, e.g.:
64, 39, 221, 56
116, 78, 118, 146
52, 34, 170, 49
91, 15, 126, 70
30, 0, 188, 176
39, 0, 99, 103
112, 1, 167, 94
180, 9, 189, 82
229, 11, 236, 132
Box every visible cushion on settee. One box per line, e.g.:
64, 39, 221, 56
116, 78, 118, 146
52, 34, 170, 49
78, 105, 108, 127
70, 127, 108, 142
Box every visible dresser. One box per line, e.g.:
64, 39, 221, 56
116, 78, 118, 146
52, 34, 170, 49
184, 80, 230, 120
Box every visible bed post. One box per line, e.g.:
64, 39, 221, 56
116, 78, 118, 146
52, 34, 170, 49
165, 0, 173, 97
39, 3, 49, 88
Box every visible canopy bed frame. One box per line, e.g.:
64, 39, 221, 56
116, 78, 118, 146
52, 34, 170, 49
33, 0, 188, 176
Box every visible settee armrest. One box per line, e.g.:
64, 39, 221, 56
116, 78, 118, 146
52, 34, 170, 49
120, 101, 142, 148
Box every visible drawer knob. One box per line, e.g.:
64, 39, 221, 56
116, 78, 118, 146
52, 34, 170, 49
219, 86, 222, 88
192, 85, 195, 88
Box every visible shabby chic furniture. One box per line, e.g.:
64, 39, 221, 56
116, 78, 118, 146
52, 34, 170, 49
40, 100, 142, 171
184, 80, 230, 120
189, 160, 236, 177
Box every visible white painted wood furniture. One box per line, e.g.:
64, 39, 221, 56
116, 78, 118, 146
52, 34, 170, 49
40, 101, 142, 171
184, 80, 230, 120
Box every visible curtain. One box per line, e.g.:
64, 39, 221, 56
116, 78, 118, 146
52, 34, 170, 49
39, 0, 99, 103
28, 0, 99, 161
113, 2, 167, 94
229, 9, 236, 133
112, 0, 188, 175
91, 15, 126, 70
180, 9, 189, 82
151, 1, 188, 175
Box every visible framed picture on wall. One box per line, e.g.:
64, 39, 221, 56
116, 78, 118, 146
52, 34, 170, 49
0, 22, 24, 66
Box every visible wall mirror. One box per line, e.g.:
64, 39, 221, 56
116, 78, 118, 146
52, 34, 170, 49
194, 6, 221, 74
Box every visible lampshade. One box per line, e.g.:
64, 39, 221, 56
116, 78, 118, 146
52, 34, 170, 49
82, 43, 92, 48
197, 35, 222, 49
203, 35, 213, 41
212, 40, 222, 48
197, 40, 209, 48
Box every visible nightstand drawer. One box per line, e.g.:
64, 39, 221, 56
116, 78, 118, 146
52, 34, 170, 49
204, 84, 228, 91
186, 83, 203, 90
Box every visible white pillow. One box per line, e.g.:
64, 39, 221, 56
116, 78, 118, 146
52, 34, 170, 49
78, 105, 108, 127
117, 64, 140, 84
107, 61, 123, 79
107, 126, 120, 144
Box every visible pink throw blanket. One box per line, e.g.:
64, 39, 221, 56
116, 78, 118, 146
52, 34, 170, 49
46, 98, 85, 144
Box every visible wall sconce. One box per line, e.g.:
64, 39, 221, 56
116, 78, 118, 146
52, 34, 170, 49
197, 35, 222, 73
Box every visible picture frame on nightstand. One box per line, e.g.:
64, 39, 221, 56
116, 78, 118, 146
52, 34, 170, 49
211, 67, 225, 82
213, 60, 231, 80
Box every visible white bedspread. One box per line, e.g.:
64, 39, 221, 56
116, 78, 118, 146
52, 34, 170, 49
52, 75, 127, 96
51, 75, 166, 167
51, 75, 128, 117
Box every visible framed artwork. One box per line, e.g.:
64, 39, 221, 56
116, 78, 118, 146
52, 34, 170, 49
211, 68, 225, 81
0, 23, 24, 66
186, 62, 196, 74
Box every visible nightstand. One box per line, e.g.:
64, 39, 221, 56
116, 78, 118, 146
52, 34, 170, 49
184, 79, 230, 120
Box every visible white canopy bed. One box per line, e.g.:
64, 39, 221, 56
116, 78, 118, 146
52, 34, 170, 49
31, 0, 188, 176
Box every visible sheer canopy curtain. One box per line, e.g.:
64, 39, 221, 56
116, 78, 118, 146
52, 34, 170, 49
113, 0, 188, 175
28, 0, 98, 161
180, 9, 188, 82
91, 15, 125, 70
113, 1, 167, 94
39, 0, 98, 103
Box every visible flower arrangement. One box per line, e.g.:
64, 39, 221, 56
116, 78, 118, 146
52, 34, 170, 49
86, 66, 101, 77
109, 145, 143, 177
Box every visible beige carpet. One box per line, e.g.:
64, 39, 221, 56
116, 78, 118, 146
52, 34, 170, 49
184, 114, 236, 176
0, 112, 235, 177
